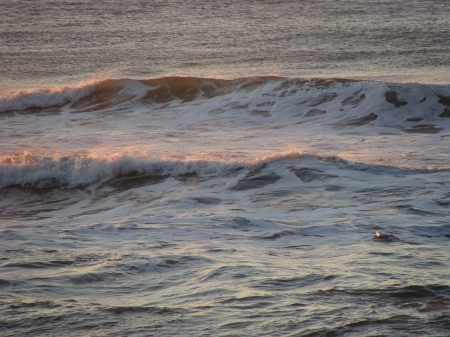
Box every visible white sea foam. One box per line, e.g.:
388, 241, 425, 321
0, 82, 98, 112
1, 149, 445, 189
0, 152, 253, 188
2, 77, 450, 188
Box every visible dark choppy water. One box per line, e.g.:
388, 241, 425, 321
1, 1, 450, 336
2, 157, 450, 336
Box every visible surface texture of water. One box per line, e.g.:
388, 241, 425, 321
1, 0, 450, 93
2, 157, 450, 337
1, 1, 450, 336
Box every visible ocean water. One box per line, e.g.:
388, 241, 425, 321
1, 1, 450, 337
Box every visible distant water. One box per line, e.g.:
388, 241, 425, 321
2, 1, 450, 337
1, 0, 450, 94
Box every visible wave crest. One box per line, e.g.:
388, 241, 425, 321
0, 82, 101, 113
1, 151, 444, 189
2, 76, 450, 116
0, 152, 250, 188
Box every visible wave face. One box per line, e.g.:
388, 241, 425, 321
3, 76, 450, 337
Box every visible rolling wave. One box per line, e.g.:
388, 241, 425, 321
0, 152, 245, 188
3, 76, 450, 186
0, 151, 313, 189
0, 151, 444, 189
0, 81, 98, 113
1, 76, 450, 119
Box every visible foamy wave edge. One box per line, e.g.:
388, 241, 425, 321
1, 151, 444, 189
0, 82, 100, 113
2, 75, 449, 113
0, 152, 306, 188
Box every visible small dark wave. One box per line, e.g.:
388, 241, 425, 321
0, 279, 12, 287
317, 284, 450, 300
389, 285, 450, 299
2, 260, 73, 269
230, 172, 281, 191
9, 300, 62, 309
306, 314, 423, 337
332, 156, 449, 175
105, 305, 187, 315
156, 255, 214, 269
253, 273, 336, 291
67, 271, 125, 285
200, 265, 257, 282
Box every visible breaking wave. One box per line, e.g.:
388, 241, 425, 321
1, 151, 445, 189
0, 151, 309, 188
1, 76, 450, 118
0, 82, 99, 113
